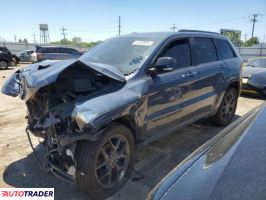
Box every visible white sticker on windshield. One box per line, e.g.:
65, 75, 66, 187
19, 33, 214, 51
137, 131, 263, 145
132, 40, 154, 46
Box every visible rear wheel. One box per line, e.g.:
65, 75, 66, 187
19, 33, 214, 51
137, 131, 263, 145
211, 87, 238, 126
0, 60, 8, 70
75, 123, 135, 199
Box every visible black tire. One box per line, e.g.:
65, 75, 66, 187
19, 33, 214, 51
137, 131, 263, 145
0, 60, 8, 70
211, 87, 238, 126
75, 123, 135, 199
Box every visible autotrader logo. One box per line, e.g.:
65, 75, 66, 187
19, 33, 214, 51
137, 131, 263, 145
0, 188, 54, 199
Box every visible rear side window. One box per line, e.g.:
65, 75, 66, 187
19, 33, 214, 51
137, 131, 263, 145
192, 37, 217, 65
215, 39, 236, 59
160, 39, 191, 69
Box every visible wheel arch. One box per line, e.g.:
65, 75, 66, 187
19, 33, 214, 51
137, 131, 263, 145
113, 115, 139, 143
228, 80, 241, 96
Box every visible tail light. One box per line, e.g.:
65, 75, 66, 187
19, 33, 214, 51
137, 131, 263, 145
37, 53, 44, 61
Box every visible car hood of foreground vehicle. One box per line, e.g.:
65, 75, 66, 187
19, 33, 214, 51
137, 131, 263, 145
1, 57, 126, 99
242, 66, 266, 77
148, 104, 266, 200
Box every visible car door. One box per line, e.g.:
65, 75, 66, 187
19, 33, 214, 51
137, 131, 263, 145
146, 38, 195, 136
185, 37, 225, 117
146, 36, 225, 138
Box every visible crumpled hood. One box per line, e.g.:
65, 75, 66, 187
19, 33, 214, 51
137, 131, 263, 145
23, 58, 125, 88
1, 58, 125, 99
242, 66, 266, 78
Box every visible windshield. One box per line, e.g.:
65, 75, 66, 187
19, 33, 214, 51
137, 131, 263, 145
80, 36, 161, 75
247, 58, 266, 68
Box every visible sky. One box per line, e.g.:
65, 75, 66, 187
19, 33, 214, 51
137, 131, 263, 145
0, 0, 265, 43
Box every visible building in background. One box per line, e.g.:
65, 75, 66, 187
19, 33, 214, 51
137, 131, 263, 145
220, 29, 241, 46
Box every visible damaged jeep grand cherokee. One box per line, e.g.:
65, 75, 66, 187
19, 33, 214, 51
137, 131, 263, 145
1, 31, 241, 198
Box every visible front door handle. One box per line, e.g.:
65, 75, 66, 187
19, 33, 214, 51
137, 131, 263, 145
186, 72, 197, 77
169, 95, 178, 101
181, 72, 197, 78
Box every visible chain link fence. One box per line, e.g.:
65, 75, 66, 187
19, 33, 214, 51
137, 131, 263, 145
0, 41, 85, 54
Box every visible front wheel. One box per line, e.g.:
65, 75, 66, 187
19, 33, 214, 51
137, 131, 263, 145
75, 123, 135, 199
211, 87, 238, 126
0, 60, 8, 70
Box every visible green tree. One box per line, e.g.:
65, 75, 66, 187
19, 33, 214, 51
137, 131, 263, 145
244, 37, 259, 47
72, 37, 82, 45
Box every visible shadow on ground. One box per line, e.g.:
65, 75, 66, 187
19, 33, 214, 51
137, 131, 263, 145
3, 117, 240, 200
240, 93, 265, 101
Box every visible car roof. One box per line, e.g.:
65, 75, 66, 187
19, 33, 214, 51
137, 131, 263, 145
121, 30, 227, 40
40, 46, 73, 49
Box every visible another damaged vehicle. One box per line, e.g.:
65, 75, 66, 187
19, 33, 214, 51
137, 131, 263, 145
147, 103, 266, 200
241, 57, 266, 97
1, 31, 242, 198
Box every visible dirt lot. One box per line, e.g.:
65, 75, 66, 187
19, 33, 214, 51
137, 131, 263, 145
0, 65, 264, 200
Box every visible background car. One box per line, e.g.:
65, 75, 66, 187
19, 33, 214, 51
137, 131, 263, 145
0, 47, 13, 69
36, 46, 82, 62
0, 46, 19, 66
17, 50, 36, 62
148, 103, 266, 200
242, 57, 266, 96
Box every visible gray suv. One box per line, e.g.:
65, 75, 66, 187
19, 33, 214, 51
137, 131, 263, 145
36, 46, 82, 62
2, 30, 242, 199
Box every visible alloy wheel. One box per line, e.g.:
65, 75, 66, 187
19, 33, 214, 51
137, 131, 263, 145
95, 134, 130, 189
221, 91, 236, 122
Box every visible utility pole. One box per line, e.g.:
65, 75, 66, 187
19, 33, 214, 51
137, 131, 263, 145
32, 32, 36, 45
244, 33, 248, 42
118, 16, 121, 36
61, 26, 67, 45
250, 14, 261, 38
170, 24, 177, 32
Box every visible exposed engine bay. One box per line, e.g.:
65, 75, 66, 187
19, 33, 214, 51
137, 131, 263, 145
20, 61, 125, 180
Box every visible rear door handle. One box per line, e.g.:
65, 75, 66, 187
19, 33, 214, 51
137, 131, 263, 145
218, 64, 226, 68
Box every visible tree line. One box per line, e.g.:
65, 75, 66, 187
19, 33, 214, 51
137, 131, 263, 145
51, 37, 101, 48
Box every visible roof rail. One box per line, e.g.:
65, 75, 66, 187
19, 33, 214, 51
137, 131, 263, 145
178, 29, 219, 35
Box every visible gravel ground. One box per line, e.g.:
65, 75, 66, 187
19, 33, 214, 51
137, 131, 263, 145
0, 64, 264, 200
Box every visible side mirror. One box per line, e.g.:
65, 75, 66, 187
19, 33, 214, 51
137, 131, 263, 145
148, 57, 175, 75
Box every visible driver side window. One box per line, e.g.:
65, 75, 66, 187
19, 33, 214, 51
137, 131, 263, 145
159, 39, 191, 70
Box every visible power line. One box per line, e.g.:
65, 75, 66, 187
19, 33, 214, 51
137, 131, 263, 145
187, 15, 249, 29
250, 13, 261, 38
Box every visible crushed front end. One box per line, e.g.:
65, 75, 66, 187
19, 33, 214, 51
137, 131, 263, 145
1, 59, 125, 182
